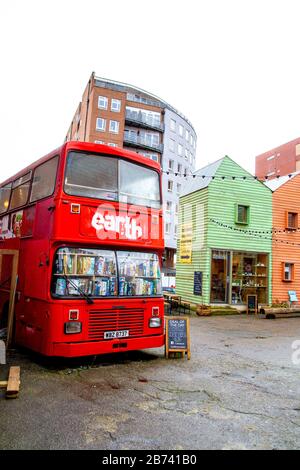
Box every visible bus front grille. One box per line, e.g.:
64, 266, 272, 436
88, 309, 144, 340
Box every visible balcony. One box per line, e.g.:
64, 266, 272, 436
125, 109, 164, 132
123, 133, 163, 153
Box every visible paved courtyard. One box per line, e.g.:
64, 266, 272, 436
0, 314, 300, 450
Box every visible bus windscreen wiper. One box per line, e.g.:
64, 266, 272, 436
63, 274, 94, 304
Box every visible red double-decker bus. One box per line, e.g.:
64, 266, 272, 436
0, 141, 164, 357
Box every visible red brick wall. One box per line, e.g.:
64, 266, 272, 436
255, 137, 300, 180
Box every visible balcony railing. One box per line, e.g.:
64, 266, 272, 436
123, 133, 163, 153
125, 109, 164, 132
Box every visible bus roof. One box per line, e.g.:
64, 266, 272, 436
0, 141, 161, 187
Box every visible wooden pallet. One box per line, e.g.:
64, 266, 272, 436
0, 366, 20, 398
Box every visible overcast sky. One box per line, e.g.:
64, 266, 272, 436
1, 0, 299, 181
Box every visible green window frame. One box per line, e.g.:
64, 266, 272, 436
235, 204, 250, 225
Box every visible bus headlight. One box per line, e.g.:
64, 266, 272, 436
64, 321, 82, 334
149, 317, 161, 328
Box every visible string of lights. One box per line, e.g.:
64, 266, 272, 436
210, 218, 300, 247
209, 218, 300, 235
162, 170, 295, 182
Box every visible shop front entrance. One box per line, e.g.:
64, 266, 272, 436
210, 249, 268, 305
210, 250, 230, 303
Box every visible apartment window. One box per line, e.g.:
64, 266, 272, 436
286, 211, 298, 230
170, 119, 176, 132
178, 143, 183, 156
111, 99, 121, 112
168, 180, 173, 192
109, 120, 119, 134
166, 201, 172, 212
177, 183, 182, 195
168, 159, 174, 171
185, 129, 189, 141
108, 143, 118, 147
177, 163, 182, 174
190, 135, 193, 146
175, 203, 179, 215
169, 139, 175, 152
140, 152, 159, 162
165, 223, 171, 235
267, 155, 275, 161
282, 262, 294, 282
95, 140, 104, 144
179, 124, 183, 137
174, 224, 178, 237
185, 148, 189, 160
140, 130, 159, 147
98, 96, 108, 109
236, 204, 250, 224
96, 117, 106, 132
184, 168, 188, 177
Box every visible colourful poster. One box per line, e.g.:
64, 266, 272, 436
179, 223, 193, 263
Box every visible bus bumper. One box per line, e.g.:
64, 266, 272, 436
51, 334, 165, 357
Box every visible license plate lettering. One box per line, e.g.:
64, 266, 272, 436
104, 330, 129, 339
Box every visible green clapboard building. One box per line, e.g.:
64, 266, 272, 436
176, 156, 272, 307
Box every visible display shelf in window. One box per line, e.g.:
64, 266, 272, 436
117, 251, 162, 297
52, 248, 162, 298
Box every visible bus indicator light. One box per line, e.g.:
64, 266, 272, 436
69, 310, 79, 320
152, 306, 159, 317
71, 203, 80, 214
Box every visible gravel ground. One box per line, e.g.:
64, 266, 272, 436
0, 314, 299, 450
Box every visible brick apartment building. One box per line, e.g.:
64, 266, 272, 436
66, 73, 197, 284
255, 137, 300, 180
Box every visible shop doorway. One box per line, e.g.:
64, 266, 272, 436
210, 250, 230, 303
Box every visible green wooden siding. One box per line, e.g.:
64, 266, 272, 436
176, 187, 209, 303
176, 156, 273, 305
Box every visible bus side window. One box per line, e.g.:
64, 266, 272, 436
0, 184, 12, 214
9, 172, 31, 210
30, 156, 59, 203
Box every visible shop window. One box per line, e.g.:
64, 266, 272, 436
231, 252, 268, 305
286, 211, 298, 230
235, 204, 249, 224
282, 262, 294, 282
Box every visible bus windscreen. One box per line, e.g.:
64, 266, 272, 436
64, 151, 161, 209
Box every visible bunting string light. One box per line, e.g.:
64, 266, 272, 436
162, 170, 295, 182
209, 218, 300, 247
209, 218, 300, 235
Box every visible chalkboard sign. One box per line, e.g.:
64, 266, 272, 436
165, 317, 190, 359
193, 271, 202, 296
247, 294, 257, 314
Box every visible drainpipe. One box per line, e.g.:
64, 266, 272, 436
83, 72, 95, 142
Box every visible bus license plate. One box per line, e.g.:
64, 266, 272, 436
104, 330, 129, 339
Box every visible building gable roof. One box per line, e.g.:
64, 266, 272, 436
180, 157, 224, 197
264, 171, 300, 191
181, 155, 270, 197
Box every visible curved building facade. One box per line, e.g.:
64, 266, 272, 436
66, 73, 197, 281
